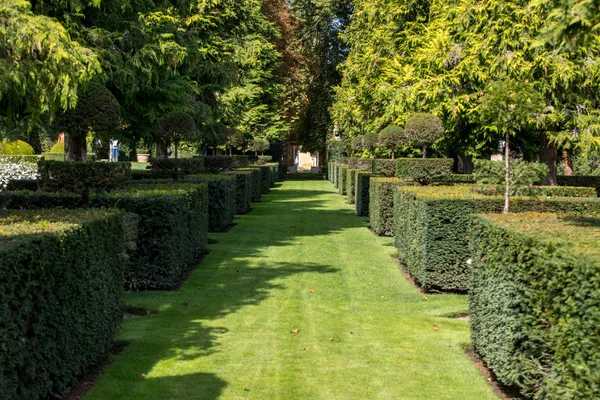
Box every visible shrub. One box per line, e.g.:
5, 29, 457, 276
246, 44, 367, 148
222, 170, 252, 213
373, 159, 396, 177
347, 158, 374, 172
0, 159, 38, 190
474, 159, 549, 195
203, 156, 234, 173
338, 166, 348, 195
0, 210, 125, 399
149, 158, 205, 181
539, 186, 597, 197
265, 163, 280, 187
378, 126, 405, 158
395, 158, 452, 185
231, 155, 250, 168
130, 169, 161, 180
0, 140, 35, 155
470, 213, 600, 399
404, 113, 444, 157
0, 185, 209, 290
48, 141, 65, 154
369, 178, 408, 236
557, 175, 600, 196
237, 167, 261, 202
346, 169, 358, 204
156, 112, 196, 158
355, 172, 374, 216
250, 165, 272, 194
393, 185, 600, 292
248, 138, 270, 155
6, 179, 37, 191
435, 174, 476, 185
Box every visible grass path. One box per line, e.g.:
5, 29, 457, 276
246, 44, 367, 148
86, 180, 497, 399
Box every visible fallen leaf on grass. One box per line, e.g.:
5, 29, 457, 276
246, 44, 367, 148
291, 329, 299, 334
304, 347, 310, 351
433, 324, 439, 331
423, 296, 429, 301
328, 337, 334, 341
310, 288, 315, 293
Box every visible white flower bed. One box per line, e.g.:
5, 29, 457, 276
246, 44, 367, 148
0, 160, 38, 190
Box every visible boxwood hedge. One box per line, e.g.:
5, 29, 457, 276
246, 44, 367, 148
149, 158, 205, 181
0, 184, 209, 290
393, 185, 600, 292
374, 159, 396, 177
346, 169, 358, 204
355, 172, 374, 216
222, 170, 252, 213
37, 160, 131, 194
470, 213, 600, 399
557, 175, 600, 196
236, 168, 261, 202
369, 177, 408, 236
338, 166, 348, 195
0, 210, 125, 399
250, 165, 272, 194
348, 158, 375, 172
395, 158, 452, 185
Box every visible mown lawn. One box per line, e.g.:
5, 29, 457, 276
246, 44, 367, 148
85, 180, 497, 399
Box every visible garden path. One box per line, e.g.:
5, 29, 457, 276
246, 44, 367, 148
85, 180, 497, 399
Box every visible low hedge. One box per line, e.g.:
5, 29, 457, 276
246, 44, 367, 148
557, 175, 600, 196
346, 169, 358, 204
369, 177, 408, 236
130, 169, 161, 181
475, 184, 596, 198
395, 158, 453, 185
394, 185, 600, 292
149, 158, 205, 181
348, 158, 375, 172
355, 172, 374, 216
222, 170, 252, 213
435, 173, 476, 185
6, 179, 38, 191
37, 160, 131, 194
0, 210, 125, 399
236, 168, 261, 202
265, 163, 280, 187
374, 159, 396, 177
338, 165, 348, 195
470, 213, 600, 399
0, 184, 209, 290
0, 155, 42, 164
203, 156, 233, 173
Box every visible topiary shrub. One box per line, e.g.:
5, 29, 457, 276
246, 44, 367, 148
347, 158, 374, 172
395, 158, 452, 185
373, 159, 396, 177
149, 158, 205, 182
355, 172, 374, 216
248, 138, 270, 155
237, 167, 261, 202
369, 177, 408, 236
338, 165, 348, 195
378, 126, 405, 159
557, 175, 600, 196
470, 213, 600, 399
222, 170, 252, 213
0, 140, 35, 155
156, 111, 196, 159
346, 169, 358, 204
48, 141, 65, 154
404, 113, 444, 158
0, 209, 125, 399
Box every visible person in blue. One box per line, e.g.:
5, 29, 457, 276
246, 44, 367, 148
110, 138, 120, 162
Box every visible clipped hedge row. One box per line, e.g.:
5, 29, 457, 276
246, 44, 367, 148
237, 167, 261, 203
374, 159, 396, 177
369, 177, 408, 236
0, 184, 209, 290
251, 165, 272, 194
338, 165, 348, 195
557, 175, 600, 196
222, 170, 252, 213
393, 185, 600, 292
355, 172, 374, 216
470, 213, 600, 399
348, 158, 375, 172
150, 158, 205, 181
0, 210, 125, 399
395, 158, 452, 185
37, 160, 131, 193
346, 169, 358, 204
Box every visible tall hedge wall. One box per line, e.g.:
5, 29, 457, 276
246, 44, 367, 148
338, 166, 348, 196
369, 178, 407, 236
0, 210, 125, 399
395, 158, 452, 185
334, 163, 341, 188
222, 170, 252, 213
373, 159, 396, 177
150, 158, 205, 181
355, 172, 374, 216
346, 169, 358, 204
393, 185, 600, 292
250, 165, 272, 194
348, 158, 375, 172
0, 184, 209, 290
470, 213, 600, 399
236, 167, 261, 202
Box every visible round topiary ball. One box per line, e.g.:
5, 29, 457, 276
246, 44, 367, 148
0, 140, 35, 155
404, 113, 444, 147
378, 126, 406, 158
48, 142, 65, 154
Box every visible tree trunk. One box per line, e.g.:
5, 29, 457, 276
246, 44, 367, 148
212, 147, 216, 156
174, 143, 178, 159
391, 152, 395, 160
463, 155, 474, 174
156, 142, 168, 159
539, 132, 558, 185
504, 131, 510, 214
64, 132, 87, 162
423, 145, 427, 159
563, 149, 574, 176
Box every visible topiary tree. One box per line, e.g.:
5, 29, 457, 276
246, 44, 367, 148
351, 135, 364, 156
378, 126, 405, 159
248, 138, 270, 155
0, 140, 35, 155
361, 132, 379, 158
200, 123, 229, 155
404, 113, 444, 158
225, 130, 247, 155
54, 83, 121, 162
156, 111, 196, 159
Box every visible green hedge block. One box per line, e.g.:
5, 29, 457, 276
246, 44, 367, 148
338, 166, 348, 195
236, 168, 261, 202
394, 185, 600, 292
149, 158, 205, 181
369, 177, 407, 236
0, 210, 125, 399
222, 170, 252, 213
355, 172, 374, 216
374, 159, 396, 177
395, 158, 453, 185
130, 169, 162, 181
250, 165, 272, 194
539, 186, 597, 197
6, 179, 38, 191
334, 164, 340, 188
436, 173, 476, 185
38, 160, 131, 193
348, 158, 375, 172
470, 213, 600, 399
346, 169, 358, 204
0, 185, 209, 290
0, 155, 43, 164
557, 175, 600, 196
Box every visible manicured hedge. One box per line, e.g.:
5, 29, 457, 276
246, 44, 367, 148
334, 163, 341, 188
222, 170, 252, 213
0, 184, 209, 290
355, 172, 374, 216
265, 163, 280, 187
130, 169, 161, 181
557, 175, 600, 196
328, 162, 334, 182
347, 158, 375, 172
0, 210, 125, 399
435, 173, 476, 185
395, 158, 452, 185
470, 213, 600, 399
346, 169, 358, 204
236, 167, 261, 202
250, 165, 272, 194
373, 159, 396, 177
338, 165, 348, 195
203, 156, 234, 173
38, 160, 131, 193
369, 177, 407, 236
6, 179, 38, 191
540, 185, 597, 197
150, 158, 205, 181
393, 185, 600, 292
0, 155, 42, 164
